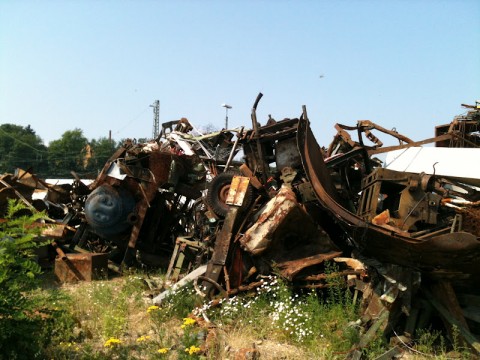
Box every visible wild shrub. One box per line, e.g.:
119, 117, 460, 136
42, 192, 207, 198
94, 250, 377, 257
0, 200, 54, 359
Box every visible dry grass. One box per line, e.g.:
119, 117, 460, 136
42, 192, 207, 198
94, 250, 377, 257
29, 270, 469, 360
37, 272, 327, 359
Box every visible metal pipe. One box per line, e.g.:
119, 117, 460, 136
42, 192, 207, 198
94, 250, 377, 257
224, 127, 243, 172
251, 93, 266, 183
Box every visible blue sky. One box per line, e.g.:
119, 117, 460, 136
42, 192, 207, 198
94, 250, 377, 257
1, 0, 479, 148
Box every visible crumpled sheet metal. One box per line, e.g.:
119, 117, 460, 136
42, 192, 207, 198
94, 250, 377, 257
240, 184, 309, 255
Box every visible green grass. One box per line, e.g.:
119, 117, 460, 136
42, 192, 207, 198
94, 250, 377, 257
192, 274, 362, 359
2, 267, 475, 359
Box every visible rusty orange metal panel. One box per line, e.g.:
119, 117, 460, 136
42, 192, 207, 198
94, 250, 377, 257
240, 185, 300, 255
55, 253, 108, 283
226, 176, 250, 207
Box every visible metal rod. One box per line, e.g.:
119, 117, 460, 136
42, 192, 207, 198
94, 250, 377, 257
251, 93, 266, 183
224, 127, 243, 172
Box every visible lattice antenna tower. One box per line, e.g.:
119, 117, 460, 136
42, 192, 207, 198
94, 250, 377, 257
150, 100, 160, 139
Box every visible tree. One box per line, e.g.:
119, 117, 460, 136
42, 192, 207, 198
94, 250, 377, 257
199, 123, 218, 134
85, 137, 119, 176
0, 125, 123, 179
0, 124, 48, 177
47, 129, 89, 178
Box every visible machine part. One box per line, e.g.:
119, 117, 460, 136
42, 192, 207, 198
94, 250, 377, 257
279, 167, 297, 185
206, 172, 253, 217
84, 184, 136, 236
275, 136, 302, 171
357, 168, 442, 231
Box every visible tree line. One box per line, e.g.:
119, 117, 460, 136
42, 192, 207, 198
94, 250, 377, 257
0, 124, 131, 179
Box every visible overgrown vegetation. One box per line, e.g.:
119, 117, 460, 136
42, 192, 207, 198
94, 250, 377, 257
0, 202, 474, 359
0, 200, 73, 359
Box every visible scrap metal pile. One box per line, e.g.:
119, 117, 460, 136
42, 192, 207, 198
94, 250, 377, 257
2, 95, 480, 356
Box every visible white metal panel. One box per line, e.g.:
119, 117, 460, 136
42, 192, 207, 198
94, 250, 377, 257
385, 147, 480, 186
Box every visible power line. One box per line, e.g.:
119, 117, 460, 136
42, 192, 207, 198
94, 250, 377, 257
0, 127, 48, 153
112, 106, 150, 136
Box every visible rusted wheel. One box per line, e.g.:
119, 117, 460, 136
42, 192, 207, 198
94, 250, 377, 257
194, 275, 228, 300
205, 171, 253, 217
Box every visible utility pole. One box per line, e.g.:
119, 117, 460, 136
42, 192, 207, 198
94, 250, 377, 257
150, 100, 160, 139
222, 103, 232, 129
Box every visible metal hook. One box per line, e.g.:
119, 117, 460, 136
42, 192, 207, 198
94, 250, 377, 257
432, 162, 438, 176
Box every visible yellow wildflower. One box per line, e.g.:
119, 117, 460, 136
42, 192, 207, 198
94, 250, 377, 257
60, 341, 76, 348
157, 347, 169, 354
184, 345, 201, 355
181, 317, 196, 329
104, 337, 122, 347
147, 305, 159, 313
136, 335, 151, 342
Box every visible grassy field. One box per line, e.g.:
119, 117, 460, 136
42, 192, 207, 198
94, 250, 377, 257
26, 269, 359, 359
2, 266, 471, 360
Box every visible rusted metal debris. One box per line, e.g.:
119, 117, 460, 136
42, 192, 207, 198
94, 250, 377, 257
2, 97, 480, 356
54, 252, 108, 282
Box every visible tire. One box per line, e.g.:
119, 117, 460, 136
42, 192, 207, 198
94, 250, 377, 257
205, 171, 253, 217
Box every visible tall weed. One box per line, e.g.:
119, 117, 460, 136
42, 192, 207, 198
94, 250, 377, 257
0, 200, 59, 359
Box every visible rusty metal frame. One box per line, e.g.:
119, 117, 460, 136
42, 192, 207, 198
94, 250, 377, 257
297, 112, 480, 276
